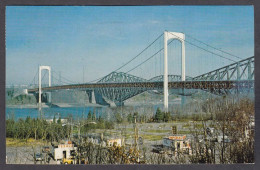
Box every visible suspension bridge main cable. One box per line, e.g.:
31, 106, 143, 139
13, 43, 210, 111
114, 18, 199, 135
185, 34, 242, 60
126, 31, 241, 75
125, 39, 177, 74
114, 33, 164, 72
126, 48, 163, 74
166, 31, 236, 62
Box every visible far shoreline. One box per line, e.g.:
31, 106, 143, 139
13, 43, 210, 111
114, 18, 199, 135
6, 103, 106, 109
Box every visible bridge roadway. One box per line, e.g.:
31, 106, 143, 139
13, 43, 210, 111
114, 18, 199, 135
27, 80, 254, 94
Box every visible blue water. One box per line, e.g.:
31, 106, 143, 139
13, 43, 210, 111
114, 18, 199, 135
6, 106, 106, 120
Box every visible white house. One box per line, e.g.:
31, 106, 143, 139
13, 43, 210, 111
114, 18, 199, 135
53, 142, 77, 161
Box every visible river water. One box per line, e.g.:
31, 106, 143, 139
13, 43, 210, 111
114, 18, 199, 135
5, 100, 181, 121
5, 106, 106, 120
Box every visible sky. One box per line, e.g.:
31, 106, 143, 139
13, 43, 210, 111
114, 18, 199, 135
6, 6, 254, 85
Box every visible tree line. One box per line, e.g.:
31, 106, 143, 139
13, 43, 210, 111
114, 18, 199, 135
6, 112, 114, 143
6, 116, 69, 142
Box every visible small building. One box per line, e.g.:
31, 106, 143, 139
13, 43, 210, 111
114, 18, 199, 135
163, 135, 191, 154
107, 138, 122, 147
52, 141, 77, 161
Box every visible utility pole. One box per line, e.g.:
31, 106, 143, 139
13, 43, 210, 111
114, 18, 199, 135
133, 116, 139, 163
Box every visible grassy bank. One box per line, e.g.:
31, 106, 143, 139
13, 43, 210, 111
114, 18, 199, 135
6, 138, 47, 147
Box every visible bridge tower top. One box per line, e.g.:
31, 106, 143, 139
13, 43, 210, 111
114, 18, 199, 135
164, 31, 185, 43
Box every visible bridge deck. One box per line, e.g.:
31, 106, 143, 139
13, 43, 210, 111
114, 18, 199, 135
27, 80, 254, 93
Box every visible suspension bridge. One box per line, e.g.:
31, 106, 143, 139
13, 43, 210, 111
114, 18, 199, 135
24, 31, 254, 111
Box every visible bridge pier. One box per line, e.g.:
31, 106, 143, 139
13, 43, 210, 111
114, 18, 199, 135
86, 90, 96, 104
86, 90, 110, 106
46, 92, 52, 103
181, 89, 186, 107
35, 92, 52, 103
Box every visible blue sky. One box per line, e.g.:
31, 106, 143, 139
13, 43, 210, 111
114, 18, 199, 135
6, 6, 254, 85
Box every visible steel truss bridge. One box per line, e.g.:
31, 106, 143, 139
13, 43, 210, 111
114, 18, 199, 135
27, 56, 254, 106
